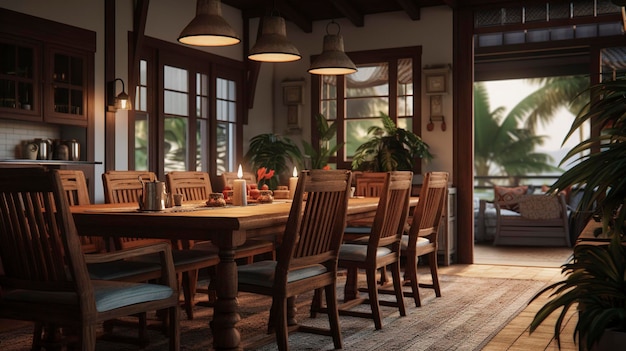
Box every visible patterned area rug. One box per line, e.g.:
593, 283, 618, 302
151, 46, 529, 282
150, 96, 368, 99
0, 274, 547, 351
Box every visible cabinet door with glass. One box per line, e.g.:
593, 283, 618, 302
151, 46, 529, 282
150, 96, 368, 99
0, 35, 41, 121
45, 45, 89, 126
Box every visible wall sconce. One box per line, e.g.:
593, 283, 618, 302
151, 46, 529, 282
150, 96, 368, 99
107, 78, 131, 112
308, 20, 357, 75
248, 14, 301, 62
178, 0, 240, 47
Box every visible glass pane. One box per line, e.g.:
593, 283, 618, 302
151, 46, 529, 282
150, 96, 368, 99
135, 86, 147, 111
398, 58, 413, 118
216, 121, 235, 175
346, 97, 389, 118
196, 119, 208, 171
134, 113, 149, 171
70, 89, 82, 114
398, 117, 412, 131
164, 116, 188, 172
321, 75, 337, 120
0, 43, 16, 75
54, 87, 69, 113
216, 77, 236, 122
17, 46, 33, 78
70, 56, 83, 85
345, 118, 383, 158
0, 79, 16, 107
54, 54, 69, 83
346, 63, 389, 97
164, 90, 188, 116
140, 60, 147, 86
164, 66, 188, 92
18, 82, 33, 108
196, 73, 208, 118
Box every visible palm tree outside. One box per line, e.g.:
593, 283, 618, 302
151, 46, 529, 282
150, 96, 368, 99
474, 75, 590, 198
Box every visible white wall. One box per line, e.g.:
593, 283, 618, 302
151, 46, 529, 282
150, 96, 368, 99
253, 7, 454, 179
0, 1, 454, 201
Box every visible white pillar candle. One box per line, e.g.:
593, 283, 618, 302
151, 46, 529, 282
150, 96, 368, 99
289, 166, 298, 199
232, 165, 247, 206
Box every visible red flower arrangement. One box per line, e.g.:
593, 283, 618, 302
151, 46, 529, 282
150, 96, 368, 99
257, 167, 276, 189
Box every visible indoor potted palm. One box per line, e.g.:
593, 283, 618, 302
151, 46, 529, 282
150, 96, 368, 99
301, 113, 343, 169
529, 77, 626, 350
244, 133, 302, 189
351, 112, 432, 171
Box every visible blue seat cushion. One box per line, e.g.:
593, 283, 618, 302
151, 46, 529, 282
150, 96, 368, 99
344, 226, 372, 235
87, 260, 161, 280
339, 243, 392, 262
238, 261, 327, 288
400, 235, 431, 250
3, 280, 173, 312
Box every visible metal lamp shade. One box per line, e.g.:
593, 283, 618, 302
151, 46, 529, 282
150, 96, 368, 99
308, 34, 357, 75
248, 16, 301, 62
178, 0, 240, 47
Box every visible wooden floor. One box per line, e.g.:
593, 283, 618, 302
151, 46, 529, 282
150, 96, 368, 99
0, 245, 578, 350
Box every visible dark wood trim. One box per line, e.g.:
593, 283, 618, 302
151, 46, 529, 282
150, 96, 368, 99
105, 0, 116, 171
454, 4, 475, 264
0, 8, 96, 52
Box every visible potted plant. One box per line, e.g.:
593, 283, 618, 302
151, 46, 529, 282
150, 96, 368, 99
351, 112, 432, 171
529, 78, 626, 350
301, 113, 343, 169
244, 133, 302, 189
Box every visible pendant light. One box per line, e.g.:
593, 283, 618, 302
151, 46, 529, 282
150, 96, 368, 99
178, 0, 240, 47
308, 21, 357, 75
248, 14, 301, 62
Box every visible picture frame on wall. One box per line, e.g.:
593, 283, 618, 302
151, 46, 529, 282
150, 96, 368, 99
423, 65, 450, 95
282, 80, 305, 105
430, 95, 443, 117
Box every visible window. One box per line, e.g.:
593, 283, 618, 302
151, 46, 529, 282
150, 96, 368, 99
131, 37, 245, 180
311, 47, 421, 171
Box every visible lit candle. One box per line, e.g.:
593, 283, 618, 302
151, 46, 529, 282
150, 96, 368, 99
289, 166, 298, 199
232, 164, 247, 206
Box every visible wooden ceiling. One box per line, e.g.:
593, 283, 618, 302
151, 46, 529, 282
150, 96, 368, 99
221, 0, 458, 33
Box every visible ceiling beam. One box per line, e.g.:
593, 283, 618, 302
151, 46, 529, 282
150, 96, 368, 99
276, 0, 312, 33
395, 0, 421, 20
329, 0, 364, 27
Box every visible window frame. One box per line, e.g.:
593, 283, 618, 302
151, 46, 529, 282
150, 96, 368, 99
128, 36, 246, 183
310, 46, 422, 172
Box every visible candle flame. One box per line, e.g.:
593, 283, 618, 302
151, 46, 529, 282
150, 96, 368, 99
237, 164, 243, 178
292, 166, 298, 177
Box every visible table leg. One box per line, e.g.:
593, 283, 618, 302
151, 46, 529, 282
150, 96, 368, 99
210, 247, 241, 350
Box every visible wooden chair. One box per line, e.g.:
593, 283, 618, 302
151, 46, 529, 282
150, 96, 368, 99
102, 170, 219, 320
0, 168, 180, 351
237, 169, 352, 351
221, 171, 256, 190
344, 172, 389, 239
383, 171, 448, 307
165, 171, 276, 304
322, 171, 411, 330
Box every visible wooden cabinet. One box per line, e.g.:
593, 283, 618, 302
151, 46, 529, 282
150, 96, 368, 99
0, 8, 94, 127
0, 36, 41, 122
45, 46, 91, 125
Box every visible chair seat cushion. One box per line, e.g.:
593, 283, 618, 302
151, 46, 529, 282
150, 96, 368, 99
3, 280, 173, 313
400, 235, 431, 250
238, 261, 327, 288
87, 260, 161, 280
338, 243, 392, 262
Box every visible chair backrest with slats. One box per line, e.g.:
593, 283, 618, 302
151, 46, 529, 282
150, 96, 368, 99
0, 168, 93, 305
58, 169, 103, 253
166, 171, 213, 201
57, 169, 91, 206
367, 171, 413, 250
405, 172, 449, 252
221, 171, 256, 189
102, 170, 156, 204
278, 169, 351, 272
101, 170, 163, 249
355, 172, 387, 197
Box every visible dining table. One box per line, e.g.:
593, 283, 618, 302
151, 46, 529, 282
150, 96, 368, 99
71, 196, 418, 350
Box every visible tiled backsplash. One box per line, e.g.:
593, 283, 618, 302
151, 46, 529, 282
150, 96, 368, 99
0, 119, 60, 159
